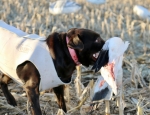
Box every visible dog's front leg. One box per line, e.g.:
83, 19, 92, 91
53, 85, 67, 113
24, 77, 42, 115
17, 62, 42, 115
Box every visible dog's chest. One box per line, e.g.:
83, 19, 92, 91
0, 21, 70, 91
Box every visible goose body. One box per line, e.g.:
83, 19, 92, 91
133, 5, 150, 21
87, 0, 106, 4
49, 0, 81, 15
92, 37, 129, 101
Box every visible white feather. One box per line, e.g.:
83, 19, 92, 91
100, 66, 117, 95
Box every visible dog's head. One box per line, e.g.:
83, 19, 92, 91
67, 28, 105, 67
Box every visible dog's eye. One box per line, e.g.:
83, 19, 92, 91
95, 39, 100, 43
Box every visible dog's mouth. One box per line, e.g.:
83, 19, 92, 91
91, 39, 101, 61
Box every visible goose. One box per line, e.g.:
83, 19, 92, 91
87, 0, 106, 4
49, 0, 81, 15
91, 37, 129, 102
133, 5, 150, 21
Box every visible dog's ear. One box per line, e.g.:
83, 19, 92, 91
67, 36, 84, 50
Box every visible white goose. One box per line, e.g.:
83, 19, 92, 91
91, 37, 129, 101
49, 0, 81, 15
87, 0, 106, 4
133, 5, 150, 21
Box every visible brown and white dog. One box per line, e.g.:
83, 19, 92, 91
0, 25, 105, 115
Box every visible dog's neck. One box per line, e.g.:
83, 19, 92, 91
66, 36, 81, 65
46, 33, 77, 83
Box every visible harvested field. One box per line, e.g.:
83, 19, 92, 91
0, 0, 150, 115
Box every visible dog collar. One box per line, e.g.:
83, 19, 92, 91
66, 36, 81, 65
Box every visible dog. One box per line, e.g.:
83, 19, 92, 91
0, 21, 105, 115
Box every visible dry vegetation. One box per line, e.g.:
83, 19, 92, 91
0, 0, 150, 115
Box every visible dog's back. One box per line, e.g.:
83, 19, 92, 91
0, 21, 67, 91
